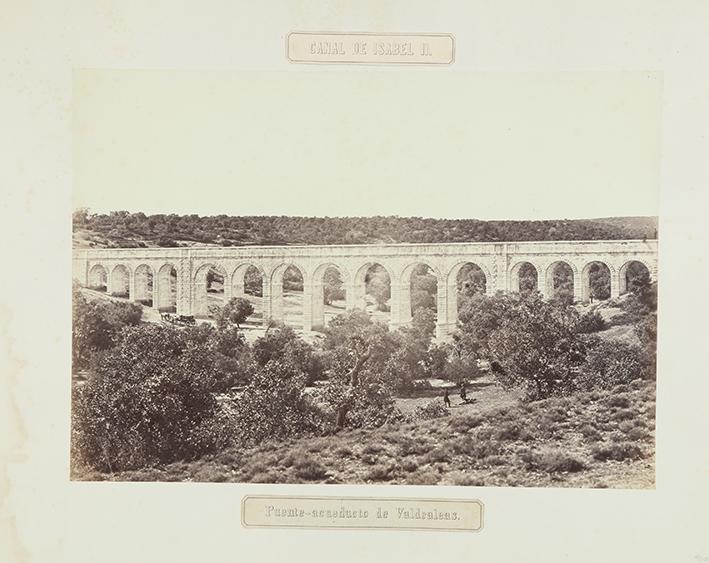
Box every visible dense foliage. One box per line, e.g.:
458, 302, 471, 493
72, 275, 657, 474
72, 325, 225, 471
72, 286, 143, 371
73, 209, 657, 248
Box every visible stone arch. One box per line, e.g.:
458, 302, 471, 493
232, 262, 267, 297
156, 263, 178, 311
133, 264, 154, 305
230, 262, 267, 326
269, 262, 307, 329
109, 264, 131, 297
400, 262, 441, 322
581, 260, 613, 301
353, 262, 394, 321
311, 263, 350, 331
193, 262, 227, 318
545, 260, 577, 302
446, 261, 491, 324
88, 264, 108, 292
619, 260, 652, 295
509, 261, 540, 295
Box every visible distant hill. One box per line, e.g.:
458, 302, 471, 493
72, 210, 658, 249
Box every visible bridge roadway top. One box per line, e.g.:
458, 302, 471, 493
73, 239, 658, 260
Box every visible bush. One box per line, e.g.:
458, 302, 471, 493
591, 442, 644, 461
579, 339, 643, 390
524, 449, 587, 473
232, 359, 328, 446
408, 400, 450, 421
577, 311, 607, 333
485, 294, 585, 399
71, 325, 222, 472
253, 326, 324, 384
293, 458, 329, 481
72, 286, 142, 371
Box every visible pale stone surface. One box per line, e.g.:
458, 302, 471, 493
72, 239, 658, 336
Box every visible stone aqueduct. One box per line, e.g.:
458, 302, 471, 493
72, 239, 658, 339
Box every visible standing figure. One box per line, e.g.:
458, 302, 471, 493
443, 389, 451, 408
460, 383, 468, 404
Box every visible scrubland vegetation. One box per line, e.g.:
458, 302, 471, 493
72, 209, 657, 248
71, 269, 657, 488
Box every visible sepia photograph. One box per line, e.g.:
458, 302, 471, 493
70, 70, 659, 488
6, 2, 709, 561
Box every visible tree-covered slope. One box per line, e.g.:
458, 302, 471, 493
72, 210, 658, 248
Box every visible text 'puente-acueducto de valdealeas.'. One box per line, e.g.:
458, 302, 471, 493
72, 239, 658, 339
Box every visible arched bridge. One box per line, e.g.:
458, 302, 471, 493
72, 239, 658, 338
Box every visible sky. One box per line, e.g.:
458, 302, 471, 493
73, 69, 661, 220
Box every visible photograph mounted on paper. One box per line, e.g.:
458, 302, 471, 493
71, 70, 660, 488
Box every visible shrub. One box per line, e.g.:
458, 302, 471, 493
610, 409, 636, 422
484, 293, 586, 400
592, 442, 644, 461
406, 469, 440, 485
494, 421, 534, 442
232, 359, 328, 446
365, 464, 396, 482
626, 427, 651, 441
72, 286, 143, 371
524, 449, 587, 473
577, 311, 607, 333
71, 325, 222, 472
606, 395, 631, 408
253, 326, 324, 384
293, 458, 329, 481
408, 400, 450, 422
578, 423, 602, 441
579, 339, 643, 390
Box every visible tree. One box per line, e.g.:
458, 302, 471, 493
72, 324, 222, 471
321, 311, 398, 427
579, 338, 642, 389
484, 294, 585, 400
72, 285, 142, 371
214, 297, 254, 330
232, 358, 326, 445
456, 293, 516, 359
253, 325, 324, 384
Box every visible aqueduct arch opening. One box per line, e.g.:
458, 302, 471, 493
134, 264, 154, 306
546, 261, 575, 302
311, 263, 347, 331
88, 264, 107, 292
109, 264, 130, 297
355, 262, 392, 324
400, 263, 438, 324
270, 263, 306, 329
156, 263, 177, 311
619, 260, 651, 295
193, 263, 226, 318
581, 261, 612, 301
447, 262, 489, 324
232, 263, 266, 326
510, 261, 539, 295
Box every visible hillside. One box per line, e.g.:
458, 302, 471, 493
72, 211, 658, 248
74, 377, 655, 488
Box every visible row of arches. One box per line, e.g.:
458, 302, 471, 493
85, 259, 652, 330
